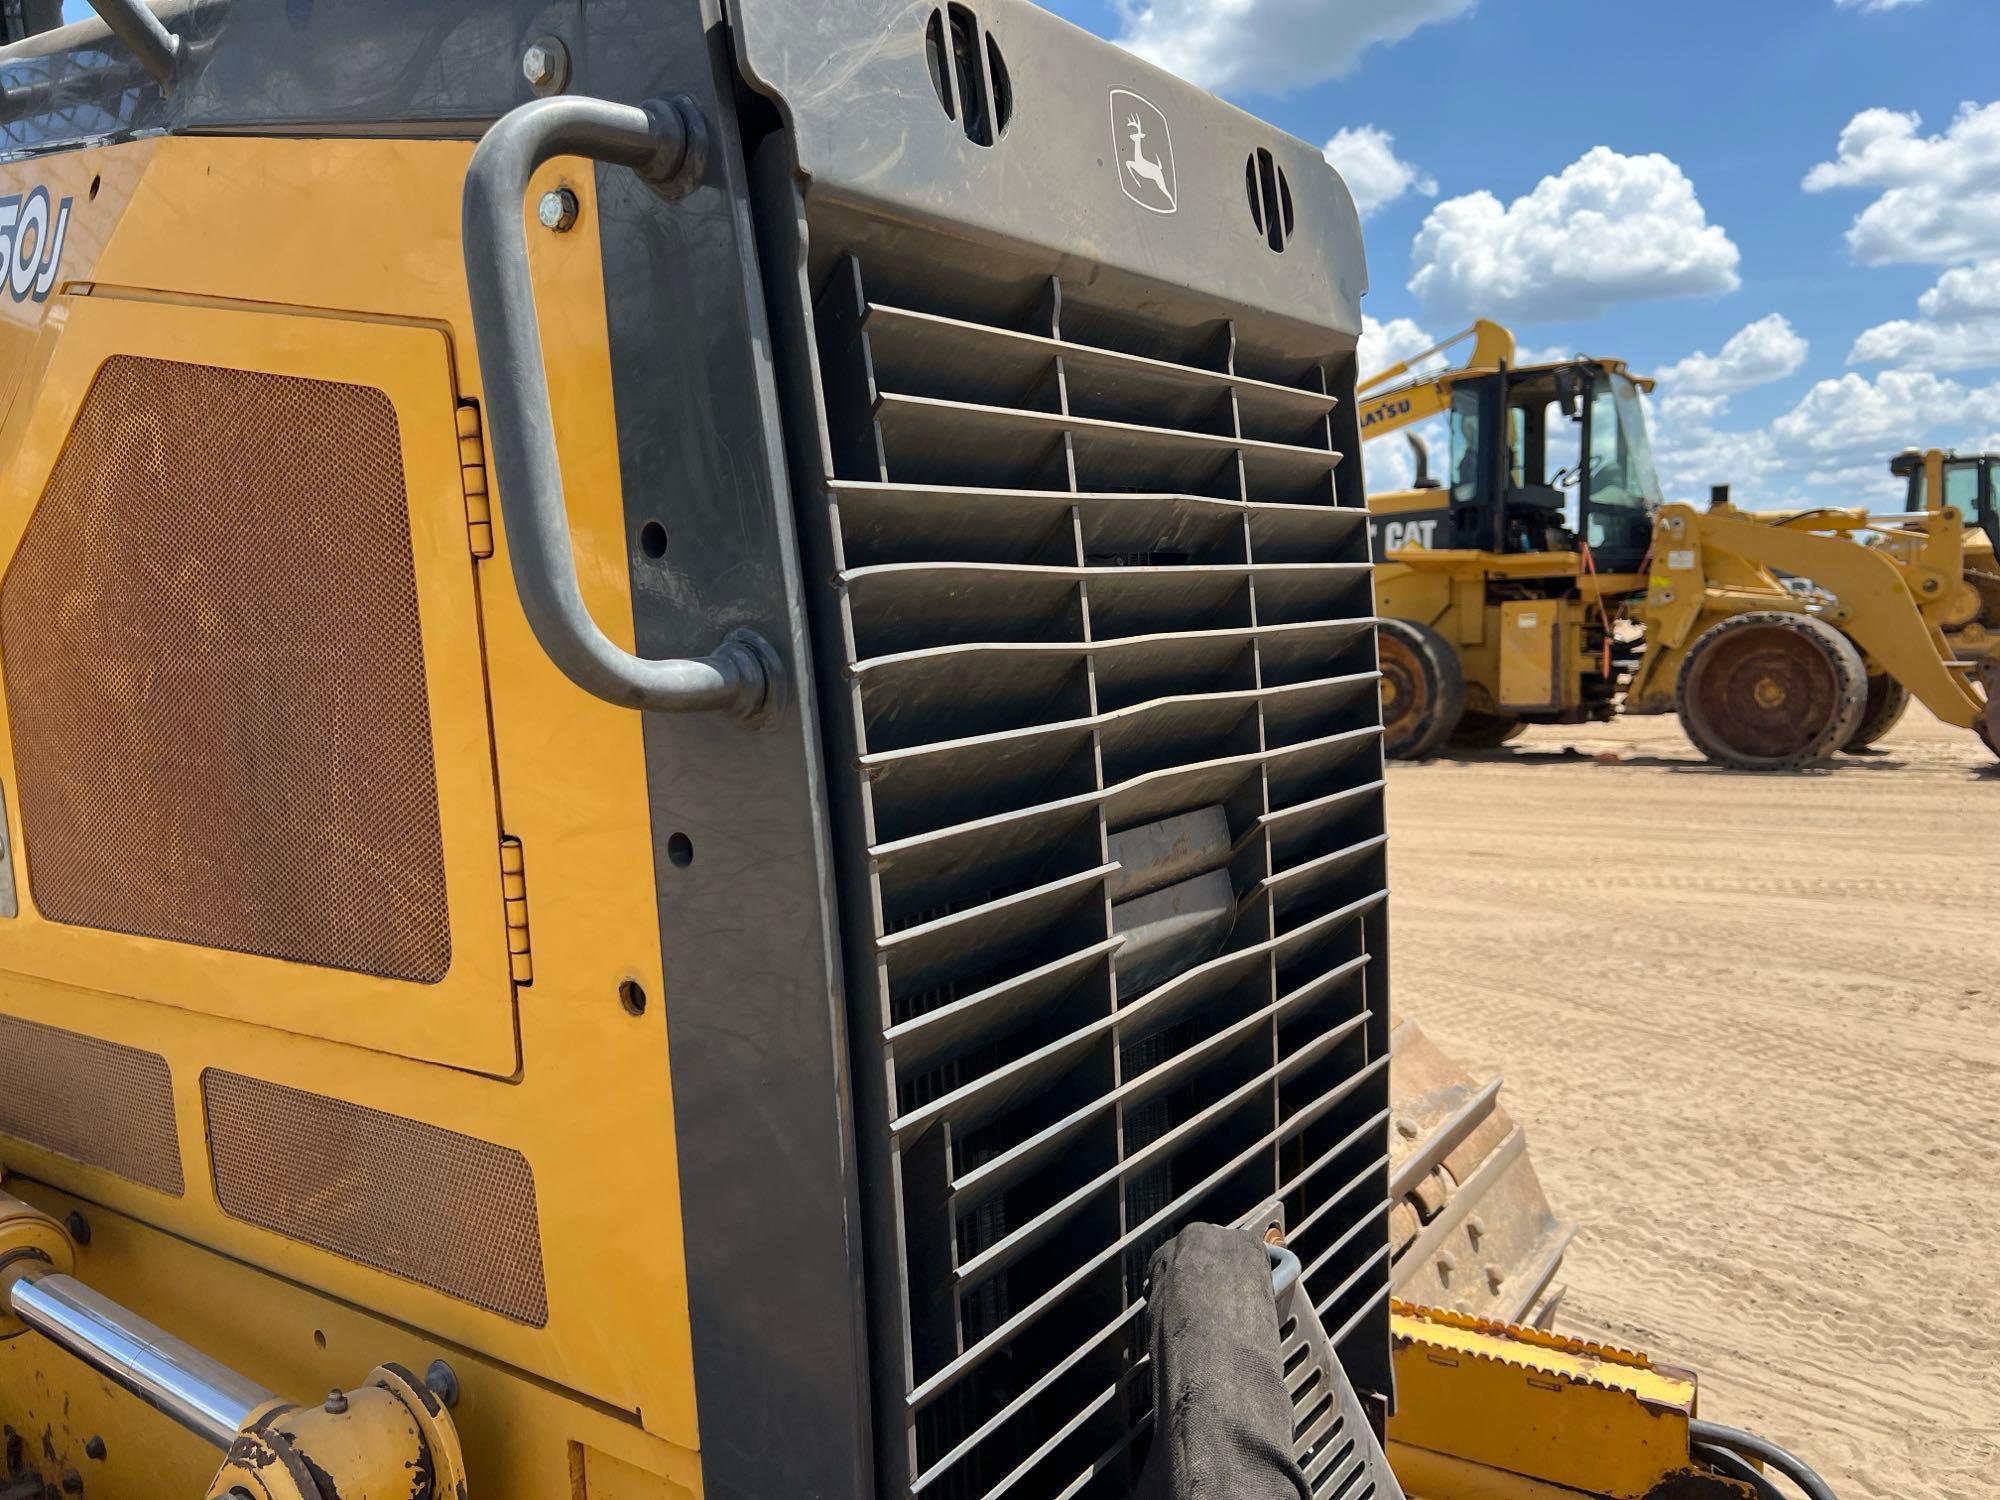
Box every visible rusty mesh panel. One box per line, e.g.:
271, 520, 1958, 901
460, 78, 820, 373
0, 356, 450, 982
0, 1013, 183, 1193
203, 1070, 548, 1325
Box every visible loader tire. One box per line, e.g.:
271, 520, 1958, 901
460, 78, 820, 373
1448, 711, 1526, 751
1844, 673, 1911, 751
1675, 611, 1868, 771
1378, 619, 1465, 760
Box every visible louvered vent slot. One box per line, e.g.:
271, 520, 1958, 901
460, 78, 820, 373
805, 251, 1390, 1498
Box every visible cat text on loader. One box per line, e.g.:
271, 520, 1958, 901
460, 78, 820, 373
1358, 323, 1996, 767
0, 3, 1833, 1498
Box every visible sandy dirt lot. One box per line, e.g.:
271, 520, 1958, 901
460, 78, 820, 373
1387, 707, 1998, 1500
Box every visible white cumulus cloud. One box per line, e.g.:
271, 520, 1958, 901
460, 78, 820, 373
1407, 147, 1741, 324
1322, 126, 1436, 218
1112, 0, 1477, 95
1803, 102, 2000, 265
1355, 315, 1447, 491
1649, 403, 1785, 506
1848, 317, 2000, 371
1849, 261, 2000, 371
1918, 259, 2000, 321
1646, 366, 2000, 509
1357, 313, 1439, 377
1513, 342, 1575, 365
1772, 369, 2000, 463
1654, 315, 1810, 396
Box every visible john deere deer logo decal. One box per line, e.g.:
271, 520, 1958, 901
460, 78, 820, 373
1109, 89, 1177, 214
0, 187, 71, 304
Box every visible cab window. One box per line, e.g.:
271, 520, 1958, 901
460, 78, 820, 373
1583, 373, 1661, 548
1449, 386, 1483, 504
1942, 463, 1980, 521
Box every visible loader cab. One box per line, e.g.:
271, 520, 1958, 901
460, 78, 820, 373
0, 2, 61, 43
1894, 448, 1999, 553
1436, 360, 1660, 573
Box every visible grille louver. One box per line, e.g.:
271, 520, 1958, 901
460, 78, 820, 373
802, 250, 1390, 1498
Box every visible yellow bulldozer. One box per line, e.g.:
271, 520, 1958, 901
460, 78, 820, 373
1360, 324, 1998, 766
0, 3, 1843, 1499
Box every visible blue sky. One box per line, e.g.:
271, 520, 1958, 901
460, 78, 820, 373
58, 0, 2000, 503
1047, 0, 2000, 504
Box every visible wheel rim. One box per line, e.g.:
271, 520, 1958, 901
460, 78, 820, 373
1687, 625, 1842, 762
1378, 633, 1429, 750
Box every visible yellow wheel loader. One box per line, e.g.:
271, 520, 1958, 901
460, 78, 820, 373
1360, 327, 1995, 767
1894, 447, 2000, 748
0, 4, 1838, 1499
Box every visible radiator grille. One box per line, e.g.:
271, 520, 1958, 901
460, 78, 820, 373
0, 357, 450, 984
203, 1070, 548, 1326
0, 1013, 182, 1194
803, 254, 1390, 1498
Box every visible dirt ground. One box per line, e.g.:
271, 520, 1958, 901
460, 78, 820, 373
1387, 707, 1999, 1500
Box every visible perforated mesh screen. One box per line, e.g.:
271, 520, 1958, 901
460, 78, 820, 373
0, 356, 450, 982
203, 1070, 548, 1325
0, 1012, 183, 1193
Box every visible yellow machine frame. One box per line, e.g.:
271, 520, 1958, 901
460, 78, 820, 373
0, 134, 707, 1500
1900, 448, 1999, 661
1627, 501, 1986, 731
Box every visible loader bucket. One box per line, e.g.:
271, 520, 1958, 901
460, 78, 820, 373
1979, 655, 2000, 756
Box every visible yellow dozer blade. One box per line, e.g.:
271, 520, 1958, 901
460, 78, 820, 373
1387, 1019, 1576, 1328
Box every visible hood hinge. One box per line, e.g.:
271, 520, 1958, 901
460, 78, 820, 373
500, 834, 532, 984
458, 402, 495, 559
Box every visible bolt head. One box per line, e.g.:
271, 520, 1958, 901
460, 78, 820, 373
520, 34, 569, 93
322, 1388, 348, 1415
537, 188, 580, 233
424, 1358, 462, 1410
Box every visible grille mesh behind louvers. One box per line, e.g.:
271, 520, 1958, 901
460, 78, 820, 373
805, 252, 1389, 1498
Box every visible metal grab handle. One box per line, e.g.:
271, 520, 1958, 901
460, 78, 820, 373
86, 0, 182, 91
462, 95, 781, 720
1266, 1239, 1302, 1303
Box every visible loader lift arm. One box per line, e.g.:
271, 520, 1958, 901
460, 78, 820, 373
1357, 319, 1517, 440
